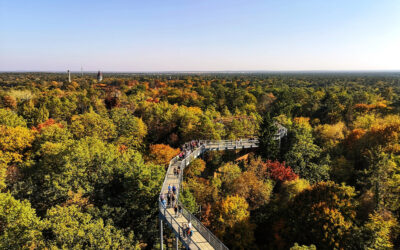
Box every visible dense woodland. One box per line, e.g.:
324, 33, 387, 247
0, 72, 400, 249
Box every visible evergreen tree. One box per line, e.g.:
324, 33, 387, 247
259, 112, 279, 160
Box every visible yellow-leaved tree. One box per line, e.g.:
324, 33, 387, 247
218, 195, 255, 249
148, 144, 180, 166
0, 125, 35, 163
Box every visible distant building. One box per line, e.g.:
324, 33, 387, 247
67, 70, 71, 83
97, 70, 103, 82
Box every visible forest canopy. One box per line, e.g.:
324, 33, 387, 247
0, 72, 400, 249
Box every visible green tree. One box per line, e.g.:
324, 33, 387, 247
92, 148, 165, 246
0, 108, 27, 127
284, 118, 329, 183
33, 122, 72, 149
179, 188, 198, 213
110, 107, 147, 148
69, 111, 116, 140
15, 137, 119, 213
35, 105, 49, 125
258, 112, 279, 160
0, 192, 43, 249
15, 137, 164, 246
361, 210, 399, 250
214, 162, 242, 195
360, 147, 400, 211
17, 99, 38, 127
0, 152, 8, 190
43, 205, 137, 249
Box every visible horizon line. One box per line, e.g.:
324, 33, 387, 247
1, 69, 400, 74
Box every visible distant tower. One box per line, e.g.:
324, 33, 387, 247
67, 70, 71, 83
97, 70, 103, 82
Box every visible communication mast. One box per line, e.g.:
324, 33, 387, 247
97, 70, 103, 82
67, 70, 71, 83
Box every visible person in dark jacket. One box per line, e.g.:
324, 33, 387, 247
178, 204, 182, 217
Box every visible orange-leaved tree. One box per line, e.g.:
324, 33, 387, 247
148, 144, 180, 166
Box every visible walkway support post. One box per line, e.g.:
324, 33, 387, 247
176, 235, 179, 250
160, 219, 164, 250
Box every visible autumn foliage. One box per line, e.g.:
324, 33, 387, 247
148, 144, 180, 166
1, 72, 400, 249
354, 102, 387, 112
266, 160, 298, 182
33, 118, 63, 133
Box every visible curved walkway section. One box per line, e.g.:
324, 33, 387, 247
159, 129, 287, 249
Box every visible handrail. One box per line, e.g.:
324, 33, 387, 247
159, 133, 285, 249
159, 201, 202, 250
177, 200, 228, 250
174, 144, 229, 250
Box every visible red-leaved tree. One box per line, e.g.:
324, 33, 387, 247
266, 160, 298, 182
33, 119, 63, 133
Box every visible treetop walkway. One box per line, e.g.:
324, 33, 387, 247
159, 127, 287, 249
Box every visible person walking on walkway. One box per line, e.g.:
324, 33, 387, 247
168, 184, 171, 193
182, 224, 187, 238
172, 185, 176, 195
171, 193, 176, 207
178, 204, 182, 217
161, 199, 166, 208
174, 204, 178, 217
167, 193, 171, 207
160, 194, 166, 207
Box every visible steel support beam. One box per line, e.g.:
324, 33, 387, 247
160, 219, 164, 250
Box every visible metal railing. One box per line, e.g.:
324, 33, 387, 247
176, 145, 205, 200
159, 134, 285, 249
159, 201, 201, 250
178, 200, 228, 250
204, 139, 259, 149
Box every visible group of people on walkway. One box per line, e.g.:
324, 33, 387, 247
182, 222, 193, 238
168, 184, 177, 195
178, 140, 203, 160
159, 140, 204, 244
160, 184, 179, 208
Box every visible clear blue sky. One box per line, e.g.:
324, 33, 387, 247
1, 0, 400, 71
